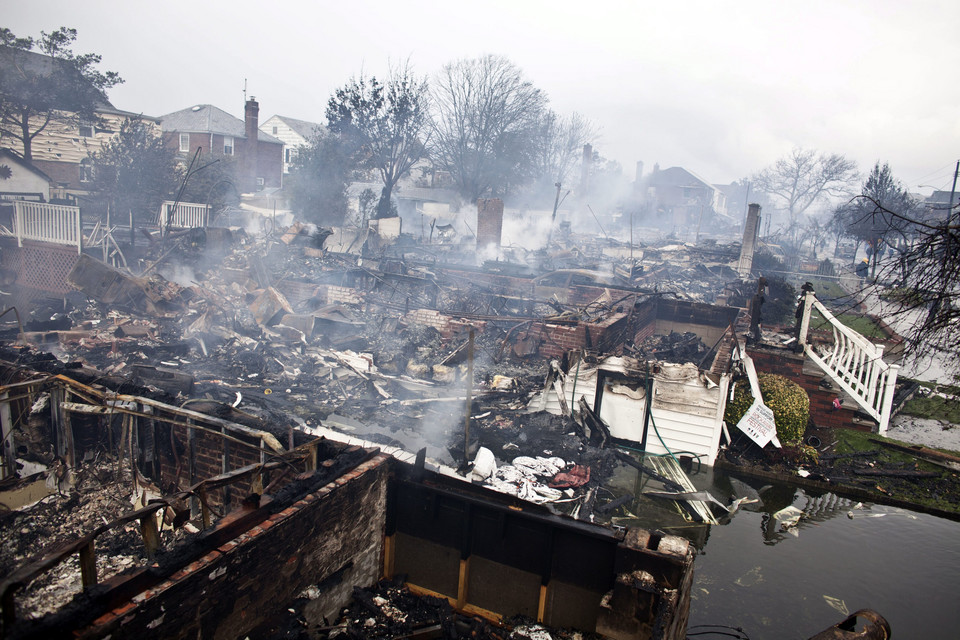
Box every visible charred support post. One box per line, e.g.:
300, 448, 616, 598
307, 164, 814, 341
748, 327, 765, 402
464, 328, 474, 463
139, 512, 161, 559
78, 541, 97, 588
0, 392, 14, 480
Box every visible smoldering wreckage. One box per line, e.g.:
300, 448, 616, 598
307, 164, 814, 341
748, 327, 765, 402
0, 204, 897, 640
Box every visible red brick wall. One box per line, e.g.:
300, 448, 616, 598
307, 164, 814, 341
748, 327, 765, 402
32, 159, 83, 191
77, 454, 391, 640
746, 346, 868, 431
158, 423, 265, 509
402, 308, 486, 339
164, 131, 211, 156
256, 140, 283, 189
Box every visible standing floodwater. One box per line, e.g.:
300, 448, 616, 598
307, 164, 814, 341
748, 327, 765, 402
601, 463, 960, 638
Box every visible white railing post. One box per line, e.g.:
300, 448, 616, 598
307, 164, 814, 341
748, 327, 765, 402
14, 202, 23, 247
76, 205, 82, 254
797, 289, 815, 347
877, 364, 900, 435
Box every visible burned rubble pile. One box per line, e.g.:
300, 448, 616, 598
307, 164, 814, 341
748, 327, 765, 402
0, 459, 153, 619
629, 331, 708, 364
0, 224, 748, 633
260, 577, 603, 640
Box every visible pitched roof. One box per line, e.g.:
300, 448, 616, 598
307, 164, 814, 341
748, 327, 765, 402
0, 45, 123, 113
267, 115, 324, 140
0, 148, 53, 182
160, 104, 282, 144
651, 166, 719, 192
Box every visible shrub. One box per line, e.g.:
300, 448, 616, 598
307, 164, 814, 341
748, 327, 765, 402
724, 373, 810, 444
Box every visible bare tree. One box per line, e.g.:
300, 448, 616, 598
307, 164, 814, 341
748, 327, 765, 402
430, 55, 547, 201
754, 148, 858, 230
0, 27, 122, 162
532, 110, 597, 186
326, 63, 429, 219
864, 194, 960, 375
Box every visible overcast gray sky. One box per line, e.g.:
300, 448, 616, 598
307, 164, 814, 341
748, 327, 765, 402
7, 0, 960, 193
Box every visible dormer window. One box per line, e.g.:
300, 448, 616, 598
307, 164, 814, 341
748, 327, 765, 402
224, 136, 234, 156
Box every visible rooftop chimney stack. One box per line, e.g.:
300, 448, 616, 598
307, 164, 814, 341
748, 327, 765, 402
737, 203, 762, 277
245, 97, 259, 144
244, 97, 259, 192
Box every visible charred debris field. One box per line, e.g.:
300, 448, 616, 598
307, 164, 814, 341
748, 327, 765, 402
1, 223, 958, 637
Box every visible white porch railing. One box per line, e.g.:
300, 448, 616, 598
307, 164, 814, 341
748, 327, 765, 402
158, 201, 210, 233
797, 290, 900, 434
11, 201, 82, 253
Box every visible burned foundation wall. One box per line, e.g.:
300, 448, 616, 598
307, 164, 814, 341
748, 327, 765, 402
63, 454, 391, 640
386, 467, 694, 640
532, 313, 629, 360
644, 299, 740, 347
157, 422, 265, 510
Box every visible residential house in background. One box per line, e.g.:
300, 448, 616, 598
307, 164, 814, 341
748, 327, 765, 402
259, 115, 323, 175
0, 47, 160, 202
160, 99, 283, 193
0, 149, 53, 203
644, 165, 727, 229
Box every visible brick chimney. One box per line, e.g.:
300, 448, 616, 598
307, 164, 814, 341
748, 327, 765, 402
580, 143, 593, 194
737, 203, 762, 277
244, 97, 259, 191
245, 97, 259, 144
476, 198, 504, 252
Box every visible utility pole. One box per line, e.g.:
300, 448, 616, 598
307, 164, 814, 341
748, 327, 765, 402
947, 160, 959, 226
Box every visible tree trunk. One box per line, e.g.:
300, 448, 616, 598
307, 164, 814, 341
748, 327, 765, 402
376, 184, 393, 219
21, 113, 32, 163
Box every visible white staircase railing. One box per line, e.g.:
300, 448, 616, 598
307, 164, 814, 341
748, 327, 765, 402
158, 201, 209, 234
10, 201, 82, 253
797, 290, 899, 434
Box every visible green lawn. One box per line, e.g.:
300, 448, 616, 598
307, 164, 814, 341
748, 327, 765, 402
809, 309, 889, 340
811, 279, 853, 303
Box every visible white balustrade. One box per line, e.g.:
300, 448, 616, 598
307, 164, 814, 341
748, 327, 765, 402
798, 291, 900, 434
158, 201, 210, 233
11, 201, 82, 253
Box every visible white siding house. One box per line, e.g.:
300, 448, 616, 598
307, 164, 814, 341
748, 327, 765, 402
259, 115, 323, 175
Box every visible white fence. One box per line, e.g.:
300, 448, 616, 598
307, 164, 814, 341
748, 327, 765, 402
797, 291, 900, 434
11, 201, 82, 253
158, 201, 210, 233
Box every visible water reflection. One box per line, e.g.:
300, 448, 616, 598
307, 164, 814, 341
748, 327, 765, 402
597, 457, 960, 638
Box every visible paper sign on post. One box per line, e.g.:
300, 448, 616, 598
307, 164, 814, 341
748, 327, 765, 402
736, 399, 779, 448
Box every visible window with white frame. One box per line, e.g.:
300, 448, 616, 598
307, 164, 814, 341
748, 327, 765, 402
224, 136, 234, 155
78, 123, 94, 138
79, 158, 94, 183
179, 133, 190, 153
285, 148, 293, 163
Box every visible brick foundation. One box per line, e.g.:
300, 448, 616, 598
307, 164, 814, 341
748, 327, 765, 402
747, 345, 871, 431
71, 454, 391, 640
